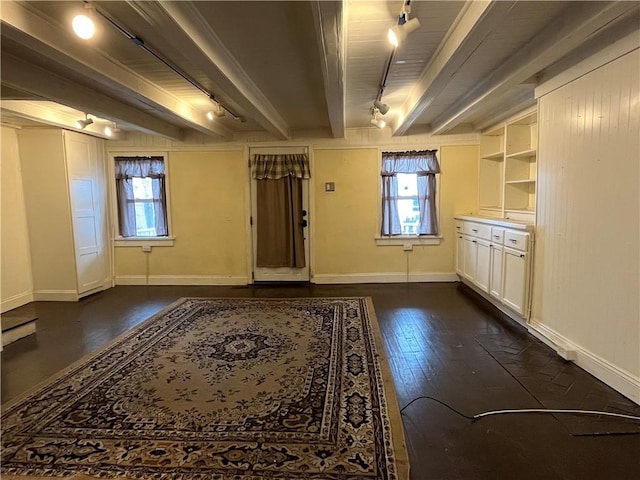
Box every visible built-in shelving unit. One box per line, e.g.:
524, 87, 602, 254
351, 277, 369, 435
478, 107, 537, 222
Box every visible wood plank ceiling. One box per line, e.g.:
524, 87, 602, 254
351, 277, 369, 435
1, 1, 638, 141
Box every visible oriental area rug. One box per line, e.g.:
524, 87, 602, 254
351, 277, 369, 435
1, 297, 408, 480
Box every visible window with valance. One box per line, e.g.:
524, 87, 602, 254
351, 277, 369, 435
114, 156, 168, 238
381, 149, 440, 236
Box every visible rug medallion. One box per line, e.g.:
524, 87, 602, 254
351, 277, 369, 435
1, 297, 408, 479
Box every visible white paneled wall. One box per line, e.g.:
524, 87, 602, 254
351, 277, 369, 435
531, 49, 639, 403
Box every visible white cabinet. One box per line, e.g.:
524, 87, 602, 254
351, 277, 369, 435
462, 236, 477, 281
475, 239, 491, 293
489, 244, 504, 300
502, 248, 529, 315
454, 215, 533, 321
17, 129, 110, 301
455, 233, 464, 275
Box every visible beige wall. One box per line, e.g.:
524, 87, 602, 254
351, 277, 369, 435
1, 126, 33, 312
312, 145, 478, 279
112, 143, 478, 283
115, 150, 250, 283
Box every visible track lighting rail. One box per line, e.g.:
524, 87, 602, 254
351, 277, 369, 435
91, 4, 242, 122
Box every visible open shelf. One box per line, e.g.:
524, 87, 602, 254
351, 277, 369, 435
478, 108, 537, 221
506, 179, 535, 185
506, 148, 536, 159
505, 181, 536, 211
482, 151, 505, 160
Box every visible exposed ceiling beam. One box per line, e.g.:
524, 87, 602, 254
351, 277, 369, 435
1, 54, 185, 141
430, 1, 639, 135
1, 100, 117, 139
392, 0, 517, 136
472, 86, 536, 132
0, 0, 232, 140
311, 0, 345, 138
136, 0, 292, 140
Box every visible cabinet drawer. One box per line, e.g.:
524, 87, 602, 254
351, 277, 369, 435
504, 230, 529, 251
491, 227, 505, 245
463, 222, 491, 240
455, 220, 464, 234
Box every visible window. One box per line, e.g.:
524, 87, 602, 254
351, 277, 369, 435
114, 156, 168, 238
381, 150, 440, 237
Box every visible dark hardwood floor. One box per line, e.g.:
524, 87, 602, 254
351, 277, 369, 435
2, 283, 639, 480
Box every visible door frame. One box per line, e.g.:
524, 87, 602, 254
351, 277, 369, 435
248, 145, 311, 282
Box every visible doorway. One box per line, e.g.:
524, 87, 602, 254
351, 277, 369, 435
249, 147, 310, 282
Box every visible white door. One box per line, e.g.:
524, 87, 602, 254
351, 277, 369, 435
64, 132, 106, 294
489, 244, 504, 300
502, 247, 528, 315
475, 239, 491, 292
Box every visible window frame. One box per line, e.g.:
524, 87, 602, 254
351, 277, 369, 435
375, 147, 442, 247
109, 152, 175, 247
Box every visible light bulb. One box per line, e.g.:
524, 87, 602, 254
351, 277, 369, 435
388, 28, 400, 47
104, 126, 113, 137
73, 14, 95, 40
207, 111, 214, 121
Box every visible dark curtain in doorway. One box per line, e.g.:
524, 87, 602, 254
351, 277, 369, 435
251, 154, 310, 268
256, 177, 305, 267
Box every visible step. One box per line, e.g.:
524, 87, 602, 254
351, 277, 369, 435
1, 314, 37, 346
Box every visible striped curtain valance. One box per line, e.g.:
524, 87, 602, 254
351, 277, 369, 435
251, 154, 310, 180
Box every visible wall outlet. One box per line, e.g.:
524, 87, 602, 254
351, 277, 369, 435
403, 243, 413, 251
141, 245, 152, 253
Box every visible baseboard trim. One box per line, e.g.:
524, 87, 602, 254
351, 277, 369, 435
528, 318, 640, 405
115, 275, 249, 286
33, 290, 79, 302
1, 291, 34, 313
458, 277, 528, 326
311, 272, 458, 284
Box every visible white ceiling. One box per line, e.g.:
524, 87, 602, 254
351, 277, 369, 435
1, 0, 638, 141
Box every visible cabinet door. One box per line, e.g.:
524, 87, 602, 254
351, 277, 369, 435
455, 234, 464, 275
463, 236, 477, 281
502, 247, 528, 315
65, 132, 107, 294
489, 244, 504, 300
475, 239, 491, 292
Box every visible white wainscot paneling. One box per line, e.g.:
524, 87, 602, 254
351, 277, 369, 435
533, 49, 640, 403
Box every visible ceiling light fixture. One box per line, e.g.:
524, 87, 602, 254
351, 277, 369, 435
388, 0, 421, 47
72, 13, 95, 40
207, 102, 225, 121
212, 102, 226, 118
370, 108, 386, 129
104, 123, 122, 138
75, 115, 94, 129
374, 99, 390, 115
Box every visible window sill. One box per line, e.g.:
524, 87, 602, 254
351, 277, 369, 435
114, 237, 175, 247
375, 235, 442, 246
